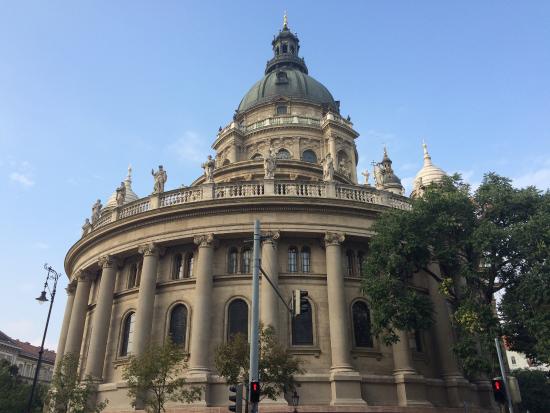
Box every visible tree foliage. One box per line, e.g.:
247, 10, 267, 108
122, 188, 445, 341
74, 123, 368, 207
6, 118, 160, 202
512, 369, 550, 413
361, 173, 549, 376
0, 359, 46, 413
46, 353, 107, 413
122, 339, 201, 413
214, 325, 304, 401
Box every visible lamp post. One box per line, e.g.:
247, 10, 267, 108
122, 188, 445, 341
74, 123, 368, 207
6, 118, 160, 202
292, 390, 300, 413
26, 263, 62, 413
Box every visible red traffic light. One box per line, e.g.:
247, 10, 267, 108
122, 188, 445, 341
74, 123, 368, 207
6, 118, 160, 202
250, 381, 260, 403
491, 378, 506, 404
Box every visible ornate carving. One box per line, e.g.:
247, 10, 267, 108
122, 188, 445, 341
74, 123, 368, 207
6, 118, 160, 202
194, 233, 216, 248
66, 282, 77, 295
324, 232, 345, 246
261, 230, 280, 246
74, 269, 94, 282
264, 145, 277, 179
138, 242, 164, 257
81, 218, 92, 237
98, 254, 119, 269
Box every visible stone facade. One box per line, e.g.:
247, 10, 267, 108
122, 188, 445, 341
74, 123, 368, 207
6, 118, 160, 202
58, 18, 495, 412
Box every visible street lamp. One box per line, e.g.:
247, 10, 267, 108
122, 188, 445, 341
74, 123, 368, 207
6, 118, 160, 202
26, 263, 62, 413
292, 390, 300, 413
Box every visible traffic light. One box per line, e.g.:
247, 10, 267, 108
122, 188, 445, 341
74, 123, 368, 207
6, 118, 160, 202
228, 384, 243, 413
293, 289, 308, 316
491, 378, 506, 404
250, 381, 260, 403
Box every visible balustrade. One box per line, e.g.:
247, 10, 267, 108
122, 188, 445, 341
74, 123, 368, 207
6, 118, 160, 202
86, 180, 410, 233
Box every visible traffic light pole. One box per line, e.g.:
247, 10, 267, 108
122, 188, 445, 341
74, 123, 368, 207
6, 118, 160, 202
494, 338, 514, 413
249, 220, 261, 413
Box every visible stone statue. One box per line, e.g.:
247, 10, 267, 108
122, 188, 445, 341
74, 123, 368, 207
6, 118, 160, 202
201, 155, 216, 183
361, 169, 370, 185
373, 164, 383, 189
339, 159, 350, 178
116, 181, 126, 207
91, 199, 102, 224
264, 145, 277, 179
151, 165, 167, 194
81, 218, 92, 236
322, 153, 334, 182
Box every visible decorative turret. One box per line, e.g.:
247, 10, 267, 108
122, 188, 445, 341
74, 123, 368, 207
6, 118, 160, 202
265, 13, 308, 75
373, 147, 404, 195
411, 141, 446, 197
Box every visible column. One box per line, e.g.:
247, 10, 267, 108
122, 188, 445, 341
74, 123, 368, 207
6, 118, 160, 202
84, 255, 119, 379
64, 270, 93, 357
260, 231, 280, 331
133, 243, 162, 356
392, 331, 431, 406
324, 232, 365, 406
427, 268, 466, 407
188, 233, 216, 373
328, 136, 337, 159
54, 282, 76, 371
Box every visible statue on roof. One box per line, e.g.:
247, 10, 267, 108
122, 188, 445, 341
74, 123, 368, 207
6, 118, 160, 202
116, 181, 126, 207
362, 169, 370, 186
151, 165, 167, 194
202, 155, 216, 183
91, 199, 102, 224
322, 153, 334, 182
264, 145, 277, 179
82, 218, 92, 236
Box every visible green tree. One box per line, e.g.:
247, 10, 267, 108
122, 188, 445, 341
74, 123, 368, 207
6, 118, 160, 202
0, 359, 46, 413
122, 339, 202, 413
361, 173, 549, 376
512, 369, 550, 413
46, 353, 107, 413
214, 325, 304, 401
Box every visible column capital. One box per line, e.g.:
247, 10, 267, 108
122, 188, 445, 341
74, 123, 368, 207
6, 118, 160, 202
138, 242, 165, 257
74, 269, 94, 282
194, 233, 217, 248
324, 232, 345, 247
98, 254, 119, 269
261, 230, 280, 246
66, 282, 77, 295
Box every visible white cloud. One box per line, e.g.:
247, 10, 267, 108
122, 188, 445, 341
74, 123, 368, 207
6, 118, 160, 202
167, 131, 209, 164
513, 168, 550, 190
9, 171, 35, 187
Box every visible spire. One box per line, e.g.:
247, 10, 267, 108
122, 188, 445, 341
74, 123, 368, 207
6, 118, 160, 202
422, 140, 433, 167
283, 11, 288, 29
126, 164, 133, 183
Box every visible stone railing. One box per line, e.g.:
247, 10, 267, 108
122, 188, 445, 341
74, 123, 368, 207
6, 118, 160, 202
89, 179, 410, 233
245, 116, 321, 133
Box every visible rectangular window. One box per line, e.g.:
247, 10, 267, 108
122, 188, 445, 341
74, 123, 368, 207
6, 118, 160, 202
288, 248, 298, 272
276, 105, 287, 115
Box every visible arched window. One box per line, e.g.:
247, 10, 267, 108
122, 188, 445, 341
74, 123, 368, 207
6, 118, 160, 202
228, 247, 238, 274
173, 253, 184, 280
302, 150, 317, 163
185, 253, 194, 278
352, 301, 373, 348
292, 300, 313, 345
241, 248, 252, 274
120, 312, 136, 356
276, 149, 291, 160
288, 247, 298, 272
290, 45, 295, 54
227, 299, 248, 340
346, 250, 355, 276
169, 304, 188, 346
282, 43, 288, 53
301, 247, 311, 273
275, 46, 279, 56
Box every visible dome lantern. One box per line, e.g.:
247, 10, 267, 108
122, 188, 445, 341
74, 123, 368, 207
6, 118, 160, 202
265, 12, 308, 75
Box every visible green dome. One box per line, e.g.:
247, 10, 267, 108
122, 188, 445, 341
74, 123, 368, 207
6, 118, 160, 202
237, 68, 338, 113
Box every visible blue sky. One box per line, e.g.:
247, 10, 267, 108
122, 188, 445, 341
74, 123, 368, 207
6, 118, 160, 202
0, 1, 549, 350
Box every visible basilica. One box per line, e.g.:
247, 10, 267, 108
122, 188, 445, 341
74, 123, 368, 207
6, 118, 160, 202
58, 17, 495, 412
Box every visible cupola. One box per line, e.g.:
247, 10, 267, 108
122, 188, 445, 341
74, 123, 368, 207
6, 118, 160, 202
411, 142, 446, 197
